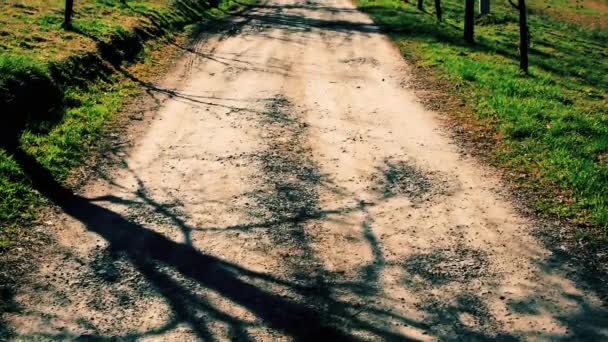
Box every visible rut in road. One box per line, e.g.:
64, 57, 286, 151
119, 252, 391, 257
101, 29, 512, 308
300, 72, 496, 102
5, 0, 607, 340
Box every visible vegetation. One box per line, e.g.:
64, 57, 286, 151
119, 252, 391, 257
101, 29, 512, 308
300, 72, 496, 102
529, 0, 608, 30
0, 0, 251, 246
356, 0, 608, 238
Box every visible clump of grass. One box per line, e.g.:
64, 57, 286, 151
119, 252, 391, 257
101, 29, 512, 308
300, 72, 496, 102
357, 0, 608, 234
0, 149, 39, 230
20, 77, 128, 178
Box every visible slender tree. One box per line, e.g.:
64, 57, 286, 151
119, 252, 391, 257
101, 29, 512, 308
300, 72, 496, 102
480, 0, 490, 15
63, 0, 74, 29
509, 0, 529, 73
434, 0, 442, 21
464, 0, 475, 43
418, 0, 424, 11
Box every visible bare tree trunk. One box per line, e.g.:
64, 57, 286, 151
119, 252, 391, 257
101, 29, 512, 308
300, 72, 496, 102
464, 0, 474, 43
418, 0, 423, 11
434, 0, 442, 21
519, 0, 529, 73
479, 0, 490, 15
63, 0, 74, 29
509, 0, 529, 73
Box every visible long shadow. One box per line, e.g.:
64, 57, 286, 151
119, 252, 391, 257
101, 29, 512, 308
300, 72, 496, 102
8, 148, 359, 340
5, 88, 422, 339
230, 3, 530, 77
242, 2, 361, 13
356, 220, 385, 296
354, 3, 608, 89
1, 84, 427, 339
237, 11, 381, 34
4, 0, 608, 340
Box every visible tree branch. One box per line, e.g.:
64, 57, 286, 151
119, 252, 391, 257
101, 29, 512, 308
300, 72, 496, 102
508, 0, 520, 10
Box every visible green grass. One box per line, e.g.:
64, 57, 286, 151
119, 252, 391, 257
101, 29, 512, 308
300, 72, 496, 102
0, 0, 169, 61
356, 0, 608, 236
528, 0, 608, 30
0, 0, 253, 247
0, 0, 247, 62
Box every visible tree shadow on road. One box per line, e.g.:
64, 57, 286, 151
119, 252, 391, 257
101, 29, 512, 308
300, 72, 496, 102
2, 0, 608, 340
7, 148, 401, 341
7, 83, 607, 339
5, 90, 608, 340
3, 91, 426, 339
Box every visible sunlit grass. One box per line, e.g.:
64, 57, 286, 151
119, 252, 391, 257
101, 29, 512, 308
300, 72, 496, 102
357, 0, 608, 235
0, 0, 170, 61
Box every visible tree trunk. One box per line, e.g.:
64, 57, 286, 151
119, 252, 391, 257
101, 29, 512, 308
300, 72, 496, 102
519, 0, 529, 73
479, 0, 490, 15
418, 0, 423, 11
63, 0, 74, 28
434, 0, 442, 21
464, 0, 474, 43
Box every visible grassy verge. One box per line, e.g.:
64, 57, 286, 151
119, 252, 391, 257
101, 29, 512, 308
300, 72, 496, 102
356, 0, 608, 240
0, 0, 252, 248
527, 0, 608, 30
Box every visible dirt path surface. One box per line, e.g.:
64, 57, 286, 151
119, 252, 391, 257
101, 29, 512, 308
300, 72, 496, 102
5, 0, 608, 340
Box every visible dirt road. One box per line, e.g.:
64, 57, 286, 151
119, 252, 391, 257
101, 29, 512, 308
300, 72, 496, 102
6, 0, 607, 340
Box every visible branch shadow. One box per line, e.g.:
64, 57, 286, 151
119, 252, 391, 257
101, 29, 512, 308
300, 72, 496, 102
8, 148, 370, 341
2, 0, 608, 340
3, 91, 422, 340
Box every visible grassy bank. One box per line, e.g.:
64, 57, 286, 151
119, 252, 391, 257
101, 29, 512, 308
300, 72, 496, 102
356, 0, 608, 238
528, 0, 608, 30
0, 0, 250, 247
